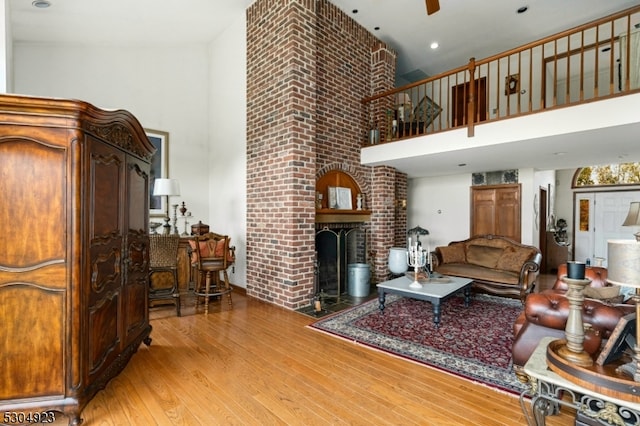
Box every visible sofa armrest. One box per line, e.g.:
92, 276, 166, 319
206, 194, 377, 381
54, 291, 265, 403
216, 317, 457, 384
517, 251, 542, 297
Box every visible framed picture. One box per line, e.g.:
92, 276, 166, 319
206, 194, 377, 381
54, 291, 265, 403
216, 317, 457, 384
327, 186, 352, 209
412, 95, 442, 127
505, 74, 520, 95
146, 129, 169, 217
336, 187, 352, 210
596, 312, 636, 366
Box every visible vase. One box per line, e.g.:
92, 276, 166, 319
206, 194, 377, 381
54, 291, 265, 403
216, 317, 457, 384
388, 247, 408, 275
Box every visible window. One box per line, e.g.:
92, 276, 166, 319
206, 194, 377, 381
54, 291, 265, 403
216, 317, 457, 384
573, 163, 640, 187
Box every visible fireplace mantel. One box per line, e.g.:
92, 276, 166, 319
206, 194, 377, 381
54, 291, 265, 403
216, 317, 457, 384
316, 208, 371, 223
316, 170, 370, 223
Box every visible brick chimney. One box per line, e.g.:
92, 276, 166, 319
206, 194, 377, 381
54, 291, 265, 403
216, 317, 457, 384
246, 0, 406, 309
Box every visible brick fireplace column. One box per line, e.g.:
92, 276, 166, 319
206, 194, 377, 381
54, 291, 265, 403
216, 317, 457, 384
246, 0, 317, 309
246, 0, 399, 309
370, 167, 407, 283
368, 42, 406, 282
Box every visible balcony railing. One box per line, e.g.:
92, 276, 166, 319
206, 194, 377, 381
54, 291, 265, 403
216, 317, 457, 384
363, 5, 640, 145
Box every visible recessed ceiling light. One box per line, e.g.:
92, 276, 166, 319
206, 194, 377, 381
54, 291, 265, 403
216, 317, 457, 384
32, 0, 51, 8
517, 6, 528, 14
430, 42, 439, 49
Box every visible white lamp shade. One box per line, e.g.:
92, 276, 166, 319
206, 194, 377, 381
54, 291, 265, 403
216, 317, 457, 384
607, 239, 640, 288
153, 178, 180, 197
622, 201, 640, 226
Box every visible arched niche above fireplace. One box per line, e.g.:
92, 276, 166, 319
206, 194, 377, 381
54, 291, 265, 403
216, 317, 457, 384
316, 170, 370, 223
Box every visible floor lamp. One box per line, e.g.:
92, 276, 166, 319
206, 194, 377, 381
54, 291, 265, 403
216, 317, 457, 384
153, 178, 180, 234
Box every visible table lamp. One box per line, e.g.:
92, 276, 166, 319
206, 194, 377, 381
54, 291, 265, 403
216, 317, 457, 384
607, 239, 640, 382
622, 201, 640, 241
153, 178, 180, 234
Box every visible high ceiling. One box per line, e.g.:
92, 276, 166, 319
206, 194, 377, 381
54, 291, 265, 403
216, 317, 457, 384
329, 0, 640, 85
11, 0, 639, 81
9, 0, 640, 178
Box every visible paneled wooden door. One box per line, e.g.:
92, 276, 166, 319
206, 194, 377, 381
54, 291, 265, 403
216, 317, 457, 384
451, 77, 487, 127
471, 184, 521, 242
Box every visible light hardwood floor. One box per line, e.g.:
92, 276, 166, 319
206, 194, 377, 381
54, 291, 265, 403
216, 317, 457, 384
50, 275, 573, 425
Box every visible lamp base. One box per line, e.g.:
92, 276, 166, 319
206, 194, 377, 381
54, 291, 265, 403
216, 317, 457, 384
555, 342, 594, 367
162, 217, 171, 235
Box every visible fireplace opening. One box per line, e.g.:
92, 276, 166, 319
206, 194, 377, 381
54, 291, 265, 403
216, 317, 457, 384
315, 226, 368, 298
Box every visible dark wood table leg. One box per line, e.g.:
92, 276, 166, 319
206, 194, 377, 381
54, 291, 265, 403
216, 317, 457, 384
463, 286, 471, 307
432, 301, 441, 328
378, 288, 387, 313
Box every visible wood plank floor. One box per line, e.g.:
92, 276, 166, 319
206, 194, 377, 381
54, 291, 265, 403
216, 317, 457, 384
52, 275, 574, 425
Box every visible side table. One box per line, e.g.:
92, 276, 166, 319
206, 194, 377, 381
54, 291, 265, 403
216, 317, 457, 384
519, 337, 640, 425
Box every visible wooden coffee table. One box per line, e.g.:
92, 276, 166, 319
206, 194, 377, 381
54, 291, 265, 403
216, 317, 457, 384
377, 275, 473, 328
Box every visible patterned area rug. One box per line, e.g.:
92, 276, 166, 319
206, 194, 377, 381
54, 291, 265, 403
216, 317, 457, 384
308, 293, 528, 395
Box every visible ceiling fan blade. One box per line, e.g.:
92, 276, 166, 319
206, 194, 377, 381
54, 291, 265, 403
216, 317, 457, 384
426, 0, 440, 15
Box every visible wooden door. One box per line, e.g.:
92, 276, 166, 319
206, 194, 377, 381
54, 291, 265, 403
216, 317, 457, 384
495, 186, 521, 241
471, 184, 521, 242
471, 187, 496, 236
123, 155, 151, 347
452, 77, 487, 127
88, 136, 125, 381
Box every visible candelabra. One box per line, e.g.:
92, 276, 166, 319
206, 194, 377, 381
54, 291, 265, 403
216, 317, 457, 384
406, 244, 427, 288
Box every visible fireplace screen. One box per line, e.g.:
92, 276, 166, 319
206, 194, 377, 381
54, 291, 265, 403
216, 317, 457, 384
315, 227, 367, 297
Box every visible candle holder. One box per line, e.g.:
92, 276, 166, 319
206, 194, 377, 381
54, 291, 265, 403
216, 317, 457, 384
182, 213, 191, 236
556, 276, 594, 367
171, 204, 179, 235
406, 245, 428, 288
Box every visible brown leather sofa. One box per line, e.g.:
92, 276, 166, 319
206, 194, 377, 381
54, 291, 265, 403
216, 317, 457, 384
512, 264, 633, 371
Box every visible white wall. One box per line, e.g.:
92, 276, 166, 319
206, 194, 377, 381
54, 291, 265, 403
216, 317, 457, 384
407, 173, 472, 249
0, 0, 11, 92
13, 42, 212, 227
408, 167, 544, 250
12, 10, 249, 290
555, 169, 576, 240
208, 14, 247, 287
532, 169, 556, 242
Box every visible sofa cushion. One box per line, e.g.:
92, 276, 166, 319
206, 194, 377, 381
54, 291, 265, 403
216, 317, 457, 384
584, 285, 623, 304
439, 244, 466, 264
496, 246, 536, 273
466, 245, 503, 269
435, 263, 520, 285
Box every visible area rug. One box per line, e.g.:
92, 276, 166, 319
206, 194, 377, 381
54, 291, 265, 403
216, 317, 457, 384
308, 293, 528, 396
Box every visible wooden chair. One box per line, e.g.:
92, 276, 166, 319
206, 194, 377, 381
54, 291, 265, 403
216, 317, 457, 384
148, 233, 181, 316
191, 232, 234, 314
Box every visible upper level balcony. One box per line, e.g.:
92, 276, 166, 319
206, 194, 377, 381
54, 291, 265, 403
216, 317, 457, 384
361, 5, 640, 178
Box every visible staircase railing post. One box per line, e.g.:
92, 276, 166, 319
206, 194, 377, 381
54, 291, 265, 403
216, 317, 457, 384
467, 57, 476, 138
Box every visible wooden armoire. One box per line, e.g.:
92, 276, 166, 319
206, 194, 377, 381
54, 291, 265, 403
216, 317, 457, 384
0, 94, 155, 424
